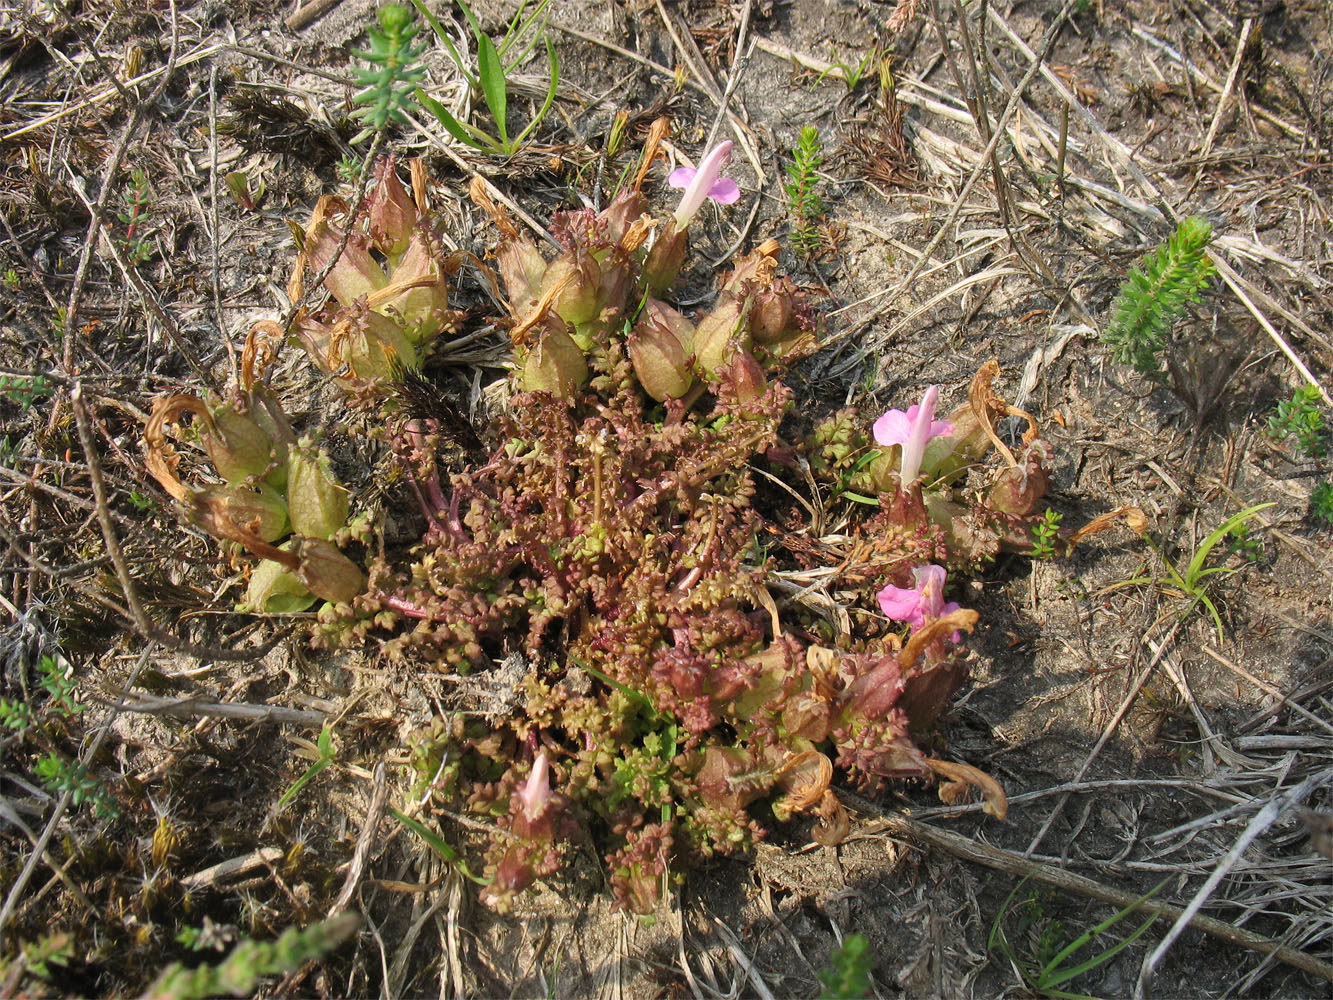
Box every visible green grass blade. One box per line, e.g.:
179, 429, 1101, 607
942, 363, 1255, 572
513, 38, 558, 149
391, 807, 490, 885
1039, 879, 1165, 988
476, 30, 508, 149
1184, 503, 1274, 586
277, 724, 335, 809
408, 0, 477, 89
416, 89, 500, 151
501, 0, 552, 69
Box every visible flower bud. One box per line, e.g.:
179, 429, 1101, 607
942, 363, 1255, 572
988, 443, 1050, 516
307, 222, 387, 308
295, 536, 365, 605
750, 280, 794, 344
287, 445, 349, 541
629, 299, 695, 401
204, 402, 275, 485
641, 222, 685, 296
379, 230, 452, 345
331, 308, 417, 382
717, 350, 767, 404
241, 555, 315, 614
520, 320, 588, 397
692, 294, 752, 382
498, 237, 548, 312
541, 253, 601, 327
366, 157, 417, 257
194, 484, 289, 542
598, 190, 647, 247
246, 389, 294, 488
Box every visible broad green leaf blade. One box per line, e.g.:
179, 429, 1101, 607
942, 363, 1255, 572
476, 31, 508, 149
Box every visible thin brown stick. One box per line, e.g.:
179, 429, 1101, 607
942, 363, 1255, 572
1191, 17, 1254, 193
98, 691, 324, 727
332, 761, 390, 914
286, 0, 345, 32
839, 790, 1333, 983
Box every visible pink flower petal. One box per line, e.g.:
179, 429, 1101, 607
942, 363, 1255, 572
707, 178, 741, 204
667, 166, 696, 190
877, 583, 924, 625
873, 408, 912, 447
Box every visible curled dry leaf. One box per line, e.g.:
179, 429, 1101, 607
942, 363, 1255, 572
927, 758, 1008, 819
900, 608, 978, 671
772, 749, 833, 816
811, 789, 851, 846
1068, 505, 1149, 548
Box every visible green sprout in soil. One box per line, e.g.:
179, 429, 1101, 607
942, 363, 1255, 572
817, 933, 874, 999
411, 0, 559, 156
349, 4, 427, 147
142, 125, 1057, 915
1031, 508, 1064, 560
1268, 384, 1328, 460
989, 879, 1164, 1000
1310, 482, 1333, 526
1103, 217, 1215, 378
0, 373, 52, 408
117, 167, 156, 265
1109, 503, 1274, 643
785, 126, 827, 255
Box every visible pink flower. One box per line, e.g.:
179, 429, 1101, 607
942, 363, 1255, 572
877, 564, 961, 639
873, 385, 953, 484
669, 140, 741, 229
519, 751, 551, 822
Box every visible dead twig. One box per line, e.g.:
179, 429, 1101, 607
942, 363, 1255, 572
1134, 771, 1330, 998
332, 761, 390, 915
839, 790, 1333, 984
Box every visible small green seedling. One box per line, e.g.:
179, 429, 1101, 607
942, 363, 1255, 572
785, 126, 826, 255
1267, 385, 1328, 460
411, 0, 558, 156
0, 373, 52, 408
117, 167, 156, 264
817, 46, 880, 92
1112, 503, 1274, 642
1310, 482, 1333, 525
276, 723, 337, 809
1103, 217, 1214, 378
989, 878, 1164, 1000
817, 933, 873, 1000
349, 4, 427, 145
36, 753, 118, 819
1031, 508, 1064, 560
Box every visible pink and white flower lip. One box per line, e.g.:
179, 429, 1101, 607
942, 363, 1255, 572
668, 140, 741, 229
519, 751, 551, 822
877, 563, 962, 640
873, 385, 954, 485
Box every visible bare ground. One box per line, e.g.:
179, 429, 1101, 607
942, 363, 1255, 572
0, 0, 1331, 997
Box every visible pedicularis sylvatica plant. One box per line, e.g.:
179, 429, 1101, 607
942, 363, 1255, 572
143, 126, 1055, 913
